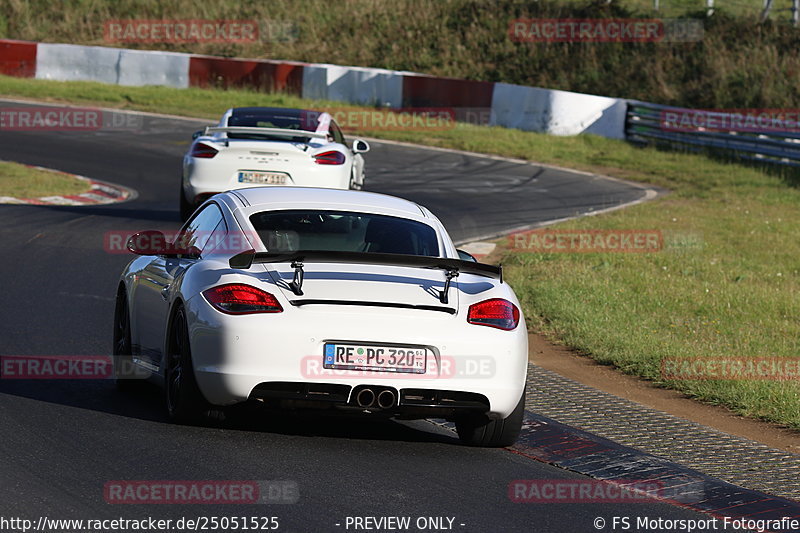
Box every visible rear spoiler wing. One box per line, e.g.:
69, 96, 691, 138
228, 249, 503, 304
229, 249, 502, 279
204, 126, 329, 140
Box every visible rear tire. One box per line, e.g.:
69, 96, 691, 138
456, 391, 525, 447
165, 307, 209, 424
179, 185, 194, 222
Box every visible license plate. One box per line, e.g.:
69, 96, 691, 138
237, 171, 287, 185
323, 343, 427, 374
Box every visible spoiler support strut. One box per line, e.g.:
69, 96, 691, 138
288, 260, 305, 296
440, 269, 459, 304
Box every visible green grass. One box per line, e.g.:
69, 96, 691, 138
1, 75, 799, 429
502, 196, 800, 429
2, 0, 800, 108
0, 160, 90, 198
567, 0, 795, 19
0, 76, 313, 119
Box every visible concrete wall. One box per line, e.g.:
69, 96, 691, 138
4, 39, 628, 139
491, 82, 626, 139
36, 43, 189, 88
302, 64, 404, 108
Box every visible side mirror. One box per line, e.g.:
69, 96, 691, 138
191, 130, 204, 140
126, 231, 201, 257
457, 249, 478, 263
352, 139, 370, 154
127, 231, 170, 255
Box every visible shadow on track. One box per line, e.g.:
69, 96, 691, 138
19, 203, 182, 223
0, 378, 458, 445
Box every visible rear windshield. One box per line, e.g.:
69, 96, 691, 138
249, 210, 440, 256
227, 111, 316, 142
229, 111, 306, 130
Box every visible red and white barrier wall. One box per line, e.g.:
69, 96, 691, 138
0, 39, 37, 78
0, 39, 626, 139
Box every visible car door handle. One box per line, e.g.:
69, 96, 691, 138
161, 285, 171, 300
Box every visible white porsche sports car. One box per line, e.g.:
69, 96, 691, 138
115, 187, 528, 447
180, 107, 370, 221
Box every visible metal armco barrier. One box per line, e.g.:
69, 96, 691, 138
626, 100, 800, 168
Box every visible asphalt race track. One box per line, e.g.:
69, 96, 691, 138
0, 103, 713, 532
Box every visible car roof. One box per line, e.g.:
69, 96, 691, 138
224, 187, 428, 219
229, 107, 313, 118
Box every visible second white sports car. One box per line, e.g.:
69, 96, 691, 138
180, 107, 370, 220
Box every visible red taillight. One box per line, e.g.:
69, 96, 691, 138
467, 298, 520, 331
313, 150, 346, 165
202, 284, 283, 315
191, 142, 218, 159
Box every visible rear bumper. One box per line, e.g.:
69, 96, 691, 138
183, 157, 351, 202
248, 382, 493, 420
186, 294, 529, 419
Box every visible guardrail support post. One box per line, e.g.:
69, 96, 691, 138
761, 0, 774, 23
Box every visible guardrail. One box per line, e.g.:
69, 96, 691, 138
625, 101, 800, 168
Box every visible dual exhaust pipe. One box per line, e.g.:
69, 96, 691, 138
355, 387, 397, 409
